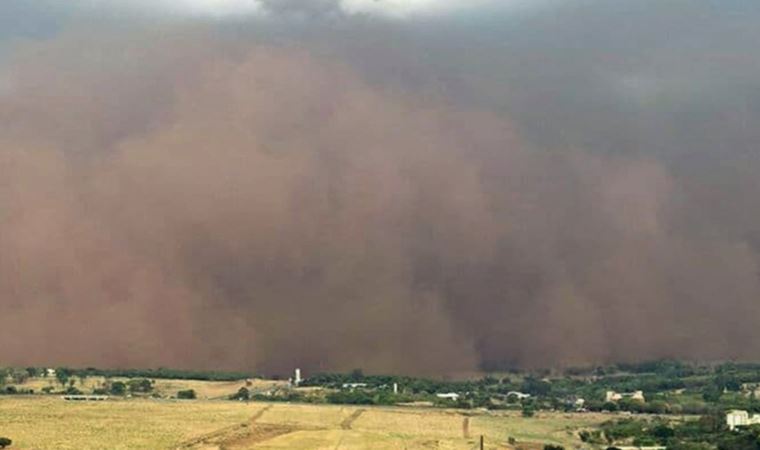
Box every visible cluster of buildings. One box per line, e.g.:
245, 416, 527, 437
285, 367, 580, 409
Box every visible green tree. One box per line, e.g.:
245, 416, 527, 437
0, 437, 11, 448
230, 387, 250, 401
579, 430, 603, 444
521, 377, 551, 396
716, 374, 741, 392
716, 429, 760, 450
65, 386, 83, 395
110, 381, 127, 396
10, 370, 28, 385
350, 369, 364, 381
55, 368, 71, 388
602, 401, 619, 412
651, 423, 675, 443
127, 379, 153, 393
177, 389, 196, 399
702, 385, 722, 403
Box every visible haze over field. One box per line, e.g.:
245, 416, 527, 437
1, 0, 760, 375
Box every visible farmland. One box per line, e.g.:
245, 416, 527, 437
0, 396, 252, 450
3, 361, 755, 448
0, 395, 610, 449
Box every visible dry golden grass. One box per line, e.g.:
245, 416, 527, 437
250, 429, 430, 450
352, 408, 465, 440
0, 396, 254, 450
150, 379, 286, 400
255, 403, 353, 428
0, 395, 611, 449
11, 376, 286, 400
14, 376, 105, 392
470, 411, 613, 447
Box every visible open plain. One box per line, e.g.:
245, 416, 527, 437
0, 394, 611, 449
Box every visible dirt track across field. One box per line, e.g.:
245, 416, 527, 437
340, 408, 365, 430
177, 405, 294, 450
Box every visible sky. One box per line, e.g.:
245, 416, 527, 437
1, 0, 760, 375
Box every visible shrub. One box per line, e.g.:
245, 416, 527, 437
177, 389, 196, 399
544, 445, 564, 450
230, 387, 250, 401
0, 437, 11, 448
65, 386, 83, 395
127, 378, 153, 394
579, 430, 603, 444
651, 423, 675, 442
602, 401, 619, 412
326, 390, 374, 405
110, 381, 126, 396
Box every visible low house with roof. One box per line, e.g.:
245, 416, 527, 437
727, 410, 760, 431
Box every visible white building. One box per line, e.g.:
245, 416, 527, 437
506, 391, 531, 400
62, 395, 108, 401
727, 410, 760, 431
436, 393, 460, 401
605, 390, 645, 402
342, 383, 368, 389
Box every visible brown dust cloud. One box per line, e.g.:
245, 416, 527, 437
2, 1, 760, 375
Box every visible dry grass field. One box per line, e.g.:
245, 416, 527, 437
11, 377, 286, 400
0, 391, 614, 450
0, 396, 253, 450
16, 377, 103, 393
149, 379, 286, 400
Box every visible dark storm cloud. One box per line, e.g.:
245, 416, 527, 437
1, 1, 760, 375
